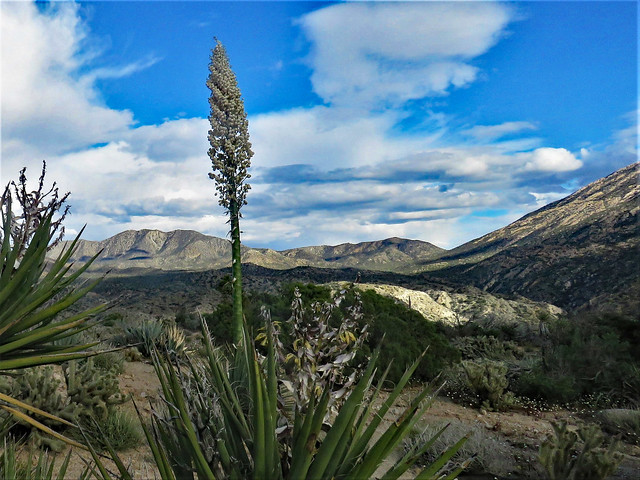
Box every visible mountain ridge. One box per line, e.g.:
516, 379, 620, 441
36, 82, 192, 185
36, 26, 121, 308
50, 229, 444, 273
50, 163, 639, 314
423, 162, 639, 313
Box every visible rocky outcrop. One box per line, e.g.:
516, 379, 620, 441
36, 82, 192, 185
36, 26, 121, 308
327, 281, 563, 331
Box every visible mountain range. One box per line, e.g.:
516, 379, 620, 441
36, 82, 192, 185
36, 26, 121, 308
52, 163, 639, 315
50, 230, 444, 274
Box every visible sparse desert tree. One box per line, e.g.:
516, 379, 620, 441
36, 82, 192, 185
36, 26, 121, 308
207, 39, 253, 344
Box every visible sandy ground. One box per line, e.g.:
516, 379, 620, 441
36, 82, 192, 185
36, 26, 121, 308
51, 361, 640, 479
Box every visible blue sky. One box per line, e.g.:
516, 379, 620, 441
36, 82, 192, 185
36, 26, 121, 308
1, 1, 637, 250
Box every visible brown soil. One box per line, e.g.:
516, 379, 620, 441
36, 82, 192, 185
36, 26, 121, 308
52, 362, 640, 479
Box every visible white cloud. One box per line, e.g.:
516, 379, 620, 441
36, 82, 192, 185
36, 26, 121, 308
523, 147, 583, 172
4, 1, 626, 253
249, 107, 424, 170
299, 2, 513, 107
1, 2, 134, 159
124, 118, 210, 163
529, 191, 568, 208
465, 121, 538, 141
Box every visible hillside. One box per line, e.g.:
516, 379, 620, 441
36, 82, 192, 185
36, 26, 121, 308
423, 163, 639, 314
48, 231, 443, 274
281, 237, 443, 271
52, 163, 639, 315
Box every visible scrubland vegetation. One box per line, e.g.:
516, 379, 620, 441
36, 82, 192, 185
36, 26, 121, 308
2, 40, 638, 480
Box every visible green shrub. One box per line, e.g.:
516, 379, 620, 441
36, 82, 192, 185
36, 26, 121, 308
460, 359, 515, 411
343, 288, 460, 383
202, 301, 234, 344
539, 421, 622, 480
514, 368, 580, 404
453, 335, 525, 361
78, 408, 142, 452
175, 308, 200, 331
92, 347, 125, 375
544, 315, 639, 401
102, 312, 124, 327
596, 408, 640, 445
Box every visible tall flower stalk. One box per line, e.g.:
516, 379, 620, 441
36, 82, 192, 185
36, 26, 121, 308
206, 39, 253, 345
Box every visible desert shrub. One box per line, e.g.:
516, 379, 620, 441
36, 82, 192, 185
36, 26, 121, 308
202, 301, 234, 344
404, 419, 514, 477
92, 347, 125, 375
175, 308, 200, 331
341, 288, 459, 383
102, 312, 124, 327
533, 314, 640, 404
449, 319, 522, 342
596, 408, 640, 445
458, 359, 515, 411
514, 368, 580, 404
538, 421, 622, 480
123, 346, 143, 362
77, 408, 142, 452
453, 335, 525, 361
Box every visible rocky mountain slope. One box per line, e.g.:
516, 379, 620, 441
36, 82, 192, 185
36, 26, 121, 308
424, 163, 639, 314
48, 231, 443, 274
54, 163, 638, 315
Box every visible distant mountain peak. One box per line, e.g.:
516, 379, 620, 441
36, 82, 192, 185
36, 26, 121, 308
49, 232, 444, 274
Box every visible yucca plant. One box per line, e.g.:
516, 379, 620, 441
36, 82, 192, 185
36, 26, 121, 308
130, 312, 470, 480
0, 437, 75, 480
0, 193, 105, 372
0, 168, 106, 447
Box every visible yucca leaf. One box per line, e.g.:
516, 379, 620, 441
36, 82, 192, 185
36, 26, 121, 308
0, 391, 76, 428
133, 400, 176, 480
379, 423, 452, 480
55, 450, 73, 480
0, 350, 97, 370
414, 433, 471, 480
0, 405, 86, 450
306, 348, 380, 479
350, 384, 437, 479
288, 389, 330, 480
5, 276, 104, 336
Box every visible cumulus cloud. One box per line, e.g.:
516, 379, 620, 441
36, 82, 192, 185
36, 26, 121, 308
249, 107, 425, 170
523, 147, 583, 172
3, 1, 629, 252
1, 2, 134, 157
299, 2, 513, 108
0, 2, 226, 241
